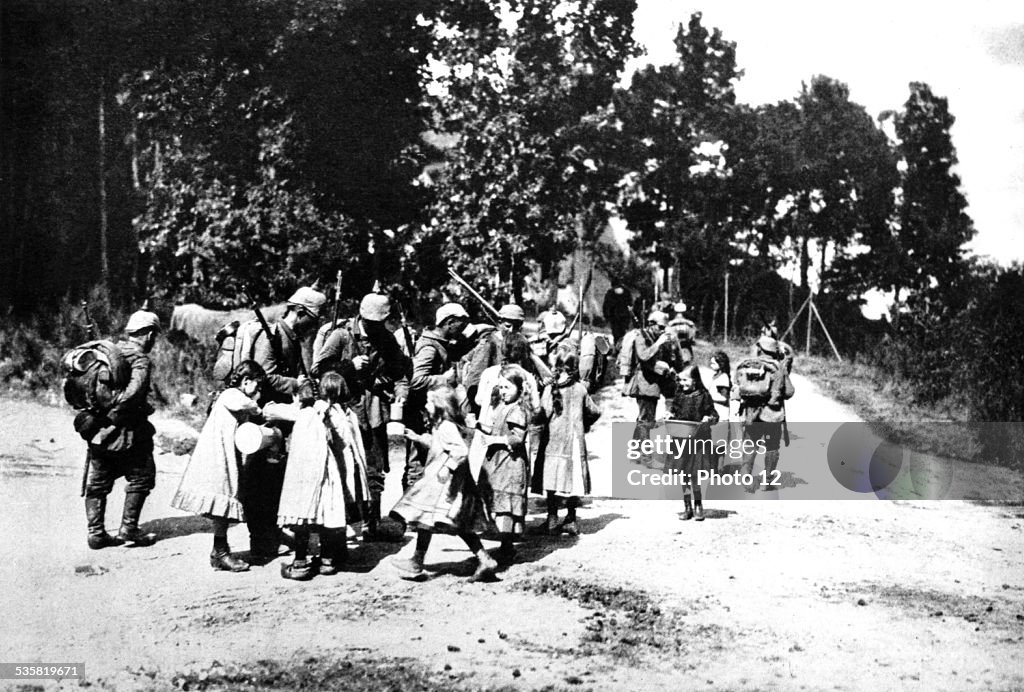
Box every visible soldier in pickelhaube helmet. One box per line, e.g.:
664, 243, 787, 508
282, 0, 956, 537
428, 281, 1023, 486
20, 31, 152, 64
242, 285, 327, 560
312, 290, 410, 540
80, 310, 162, 550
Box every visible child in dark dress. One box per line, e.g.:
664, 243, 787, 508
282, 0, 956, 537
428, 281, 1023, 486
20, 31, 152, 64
666, 365, 718, 520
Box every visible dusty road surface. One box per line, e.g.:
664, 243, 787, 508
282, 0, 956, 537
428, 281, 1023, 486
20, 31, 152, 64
1, 372, 1023, 691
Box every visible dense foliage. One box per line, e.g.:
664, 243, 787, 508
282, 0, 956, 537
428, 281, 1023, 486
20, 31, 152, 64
4, 2, 1020, 429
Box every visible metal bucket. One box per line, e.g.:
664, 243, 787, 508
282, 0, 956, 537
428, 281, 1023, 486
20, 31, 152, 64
235, 422, 283, 455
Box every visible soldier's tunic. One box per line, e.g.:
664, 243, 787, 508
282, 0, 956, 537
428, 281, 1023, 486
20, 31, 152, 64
83, 340, 157, 500
244, 318, 305, 555
405, 328, 474, 489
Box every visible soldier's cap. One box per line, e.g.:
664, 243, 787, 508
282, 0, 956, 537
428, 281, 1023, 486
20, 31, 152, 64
435, 302, 469, 326
647, 311, 669, 326
359, 293, 392, 321
673, 301, 687, 314
757, 335, 781, 355
498, 303, 525, 322
125, 310, 161, 334
288, 286, 328, 318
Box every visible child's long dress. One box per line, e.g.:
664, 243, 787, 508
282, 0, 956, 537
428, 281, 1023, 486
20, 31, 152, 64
540, 381, 599, 497
478, 402, 529, 535
389, 420, 492, 534
475, 364, 542, 481
171, 388, 259, 520
277, 403, 369, 531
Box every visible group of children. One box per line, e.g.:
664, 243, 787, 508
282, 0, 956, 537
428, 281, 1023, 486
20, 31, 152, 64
171, 362, 372, 578
171, 337, 601, 582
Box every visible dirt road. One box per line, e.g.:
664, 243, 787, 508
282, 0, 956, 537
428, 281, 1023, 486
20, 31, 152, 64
1, 373, 1022, 691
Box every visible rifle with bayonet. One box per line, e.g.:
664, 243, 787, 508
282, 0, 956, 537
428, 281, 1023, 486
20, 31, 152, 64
393, 293, 416, 460
247, 289, 318, 397
79, 300, 97, 497
552, 266, 593, 346
331, 270, 343, 331
446, 268, 552, 380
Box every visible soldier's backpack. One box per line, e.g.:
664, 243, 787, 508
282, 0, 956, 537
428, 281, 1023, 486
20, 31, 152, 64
61, 340, 131, 412
211, 319, 267, 383
734, 357, 779, 401
311, 319, 348, 366
616, 328, 641, 380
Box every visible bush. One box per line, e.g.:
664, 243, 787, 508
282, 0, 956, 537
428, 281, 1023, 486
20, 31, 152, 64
867, 263, 1024, 465
1, 287, 216, 426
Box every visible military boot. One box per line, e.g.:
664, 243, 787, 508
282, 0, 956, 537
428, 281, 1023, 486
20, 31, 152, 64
117, 492, 155, 547
85, 497, 122, 549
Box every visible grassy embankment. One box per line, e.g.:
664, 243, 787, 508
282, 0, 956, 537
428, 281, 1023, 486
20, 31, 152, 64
693, 337, 1018, 469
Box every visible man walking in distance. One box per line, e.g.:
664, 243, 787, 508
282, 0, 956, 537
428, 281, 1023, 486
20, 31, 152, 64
625, 310, 683, 466
734, 335, 795, 493
404, 302, 474, 489
312, 292, 410, 539
602, 282, 633, 347
245, 285, 327, 559
81, 310, 161, 549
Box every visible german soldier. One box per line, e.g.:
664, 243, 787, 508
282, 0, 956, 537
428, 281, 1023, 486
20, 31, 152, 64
733, 335, 795, 492
81, 310, 161, 549
625, 310, 684, 466
311, 292, 410, 539
404, 302, 475, 489
244, 285, 327, 559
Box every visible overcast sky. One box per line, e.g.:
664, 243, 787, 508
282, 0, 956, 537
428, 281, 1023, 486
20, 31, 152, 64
631, 0, 1024, 264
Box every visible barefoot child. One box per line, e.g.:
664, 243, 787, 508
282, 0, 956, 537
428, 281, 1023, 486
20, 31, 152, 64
666, 365, 718, 521
537, 353, 600, 536
277, 373, 369, 580
390, 386, 496, 581
171, 360, 266, 572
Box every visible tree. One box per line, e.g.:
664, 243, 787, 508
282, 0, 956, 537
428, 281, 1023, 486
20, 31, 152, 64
615, 13, 741, 300
416, 0, 640, 301
893, 82, 975, 304
124, 0, 433, 304
784, 76, 897, 294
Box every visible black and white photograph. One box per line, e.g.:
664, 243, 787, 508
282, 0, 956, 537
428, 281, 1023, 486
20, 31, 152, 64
2, 0, 1023, 689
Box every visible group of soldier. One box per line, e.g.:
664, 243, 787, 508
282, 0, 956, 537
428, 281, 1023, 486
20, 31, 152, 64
77, 280, 793, 552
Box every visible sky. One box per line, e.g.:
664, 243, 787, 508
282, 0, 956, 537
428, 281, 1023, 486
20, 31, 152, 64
630, 0, 1024, 265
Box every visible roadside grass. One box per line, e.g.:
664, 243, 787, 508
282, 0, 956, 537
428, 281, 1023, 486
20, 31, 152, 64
1, 293, 216, 429
695, 337, 1018, 468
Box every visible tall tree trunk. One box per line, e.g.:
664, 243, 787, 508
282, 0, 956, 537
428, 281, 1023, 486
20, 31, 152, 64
819, 239, 828, 292
98, 78, 110, 289
370, 225, 382, 289
510, 252, 522, 306
799, 233, 809, 291
131, 120, 140, 190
